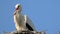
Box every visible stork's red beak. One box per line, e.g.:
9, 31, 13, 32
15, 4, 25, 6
16, 8, 19, 10
16, 7, 19, 10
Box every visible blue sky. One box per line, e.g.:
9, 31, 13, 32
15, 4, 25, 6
0, 0, 60, 34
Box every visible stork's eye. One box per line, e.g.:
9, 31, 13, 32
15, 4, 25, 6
18, 6, 20, 8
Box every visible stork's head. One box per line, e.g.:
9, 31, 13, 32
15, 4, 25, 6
15, 4, 22, 12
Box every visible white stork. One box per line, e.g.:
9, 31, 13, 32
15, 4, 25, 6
13, 4, 36, 31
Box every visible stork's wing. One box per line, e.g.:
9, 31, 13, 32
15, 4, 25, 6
25, 16, 36, 31
26, 23, 34, 31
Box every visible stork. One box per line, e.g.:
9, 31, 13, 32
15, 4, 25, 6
13, 4, 36, 31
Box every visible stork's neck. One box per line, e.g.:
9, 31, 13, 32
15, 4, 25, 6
16, 11, 21, 15
14, 10, 21, 15
16, 11, 20, 13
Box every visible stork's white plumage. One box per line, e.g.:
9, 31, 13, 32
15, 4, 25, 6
13, 4, 36, 31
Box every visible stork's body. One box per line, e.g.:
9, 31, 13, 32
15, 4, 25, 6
14, 13, 26, 31
14, 4, 36, 31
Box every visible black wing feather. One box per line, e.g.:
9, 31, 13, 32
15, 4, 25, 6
26, 23, 34, 31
